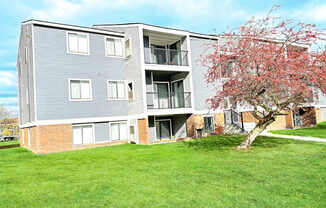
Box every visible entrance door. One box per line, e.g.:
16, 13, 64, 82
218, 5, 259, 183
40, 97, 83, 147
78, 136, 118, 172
153, 82, 170, 109
155, 120, 172, 140
171, 80, 185, 108
293, 110, 303, 127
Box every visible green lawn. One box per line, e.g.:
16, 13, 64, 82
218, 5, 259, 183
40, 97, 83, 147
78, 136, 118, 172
0, 140, 19, 146
1, 135, 326, 208
270, 121, 326, 138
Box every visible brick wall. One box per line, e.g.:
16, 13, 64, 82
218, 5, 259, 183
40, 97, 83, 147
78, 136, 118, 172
242, 111, 294, 130
137, 119, 150, 144
315, 108, 322, 124
20, 124, 128, 154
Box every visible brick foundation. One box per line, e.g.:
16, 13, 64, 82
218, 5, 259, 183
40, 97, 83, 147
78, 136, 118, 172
20, 124, 128, 154
186, 113, 225, 137
138, 118, 150, 144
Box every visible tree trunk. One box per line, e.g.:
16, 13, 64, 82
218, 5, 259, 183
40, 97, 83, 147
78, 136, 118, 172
236, 118, 275, 150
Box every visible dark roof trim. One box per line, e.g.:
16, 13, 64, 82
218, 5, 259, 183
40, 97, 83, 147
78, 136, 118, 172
22, 19, 124, 37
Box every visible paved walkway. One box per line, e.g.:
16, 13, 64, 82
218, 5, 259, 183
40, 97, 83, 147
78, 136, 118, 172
262, 132, 326, 143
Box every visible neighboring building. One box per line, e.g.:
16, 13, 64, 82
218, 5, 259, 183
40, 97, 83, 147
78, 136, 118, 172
17, 20, 326, 154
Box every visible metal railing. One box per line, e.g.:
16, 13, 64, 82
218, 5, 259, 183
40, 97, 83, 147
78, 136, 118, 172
144, 47, 189, 66
224, 109, 244, 130
147, 92, 191, 109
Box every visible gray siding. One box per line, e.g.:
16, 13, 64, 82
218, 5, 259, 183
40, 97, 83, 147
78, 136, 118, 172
17, 24, 35, 125
34, 25, 129, 120
95, 122, 109, 142
190, 37, 217, 111
95, 26, 145, 115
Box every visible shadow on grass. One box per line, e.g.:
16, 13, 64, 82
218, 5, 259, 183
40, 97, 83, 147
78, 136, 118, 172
184, 135, 307, 151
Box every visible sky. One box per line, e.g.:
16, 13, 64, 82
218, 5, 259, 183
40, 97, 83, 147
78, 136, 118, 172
0, 0, 326, 117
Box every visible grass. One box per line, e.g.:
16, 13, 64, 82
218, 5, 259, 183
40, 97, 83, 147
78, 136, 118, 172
0, 140, 19, 146
270, 121, 326, 138
1, 135, 326, 207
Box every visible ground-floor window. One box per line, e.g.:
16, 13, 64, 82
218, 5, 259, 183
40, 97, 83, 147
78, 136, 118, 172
129, 125, 135, 141
72, 125, 94, 145
110, 121, 127, 141
204, 116, 215, 133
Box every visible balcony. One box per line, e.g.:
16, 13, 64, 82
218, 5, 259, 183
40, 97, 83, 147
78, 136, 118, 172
144, 47, 189, 66
147, 92, 191, 109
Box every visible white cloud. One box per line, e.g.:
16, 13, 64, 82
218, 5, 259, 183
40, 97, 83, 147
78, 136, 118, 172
292, 3, 326, 23
30, 0, 252, 26
0, 97, 18, 105
0, 71, 17, 87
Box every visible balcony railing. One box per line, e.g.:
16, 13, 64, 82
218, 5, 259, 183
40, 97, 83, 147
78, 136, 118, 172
144, 47, 189, 66
147, 92, 191, 109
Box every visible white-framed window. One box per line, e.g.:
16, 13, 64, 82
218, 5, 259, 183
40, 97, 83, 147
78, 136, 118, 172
125, 38, 132, 57
67, 32, 89, 55
110, 121, 127, 141
25, 47, 28, 64
127, 81, 134, 101
69, 79, 92, 101
129, 125, 136, 142
107, 80, 127, 100
105, 37, 124, 57
72, 124, 94, 145
204, 116, 215, 133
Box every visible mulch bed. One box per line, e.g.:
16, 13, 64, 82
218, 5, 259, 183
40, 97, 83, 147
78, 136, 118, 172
0, 144, 20, 149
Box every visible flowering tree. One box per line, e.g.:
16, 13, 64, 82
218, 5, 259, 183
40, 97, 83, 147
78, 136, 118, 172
202, 6, 326, 150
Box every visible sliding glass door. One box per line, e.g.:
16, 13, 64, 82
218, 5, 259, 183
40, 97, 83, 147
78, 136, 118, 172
171, 80, 185, 108
153, 82, 170, 109
155, 119, 172, 140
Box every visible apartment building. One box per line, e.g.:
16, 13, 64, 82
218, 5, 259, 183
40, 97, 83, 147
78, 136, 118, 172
17, 20, 326, 154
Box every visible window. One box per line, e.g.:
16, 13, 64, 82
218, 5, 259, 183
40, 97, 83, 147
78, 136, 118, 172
25, 47, 28, 64
105, 37, 123, 57
110, 121, 127, 141
67, 32, 89, 55
125, 38, 132, 57
204, 116, 214, 133
129, 125, 135, 141
107, 81, 126, 100
69, 79, 92, 101
127, 81, 134, 101
72, 125, 94, 145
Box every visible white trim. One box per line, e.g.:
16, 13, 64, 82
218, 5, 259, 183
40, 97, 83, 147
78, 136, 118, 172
147, 108, 193, 116
19, 114, 147, 127
193, 109, 224, 114
94, 24, 189, 36
109, 120, 128, 141
139, 25, 148, 115
66, 31, 90, 55
32, 24, 37, 121
107, 80, 128, 101
127, 80, 135, 102
144, 64, 191, 72
68, 78, 93, 101
24, 20, 124, 37
104, 36, 125, 58
125, 37, 132, 58
72, 123, 95, 145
